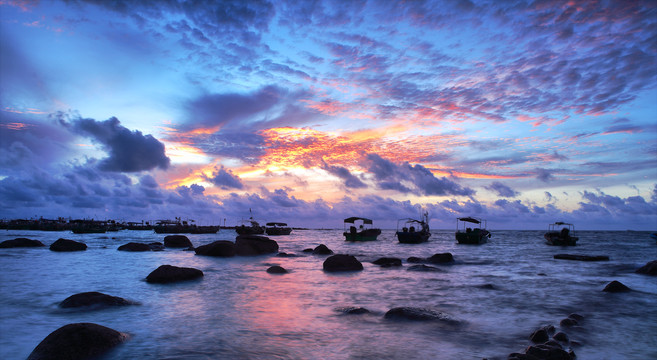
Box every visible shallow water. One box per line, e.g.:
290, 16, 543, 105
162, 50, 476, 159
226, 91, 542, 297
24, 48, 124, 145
1, 229, 656, 359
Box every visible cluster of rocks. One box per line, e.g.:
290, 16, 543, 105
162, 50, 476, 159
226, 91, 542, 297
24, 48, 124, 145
509, 314, 583, 360
336, 306, 462, 325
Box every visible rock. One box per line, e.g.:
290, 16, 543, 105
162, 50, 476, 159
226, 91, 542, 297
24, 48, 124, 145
524, 343, 572, 360
235, 235, 279, 255
276, 252, 297, 257
554, 254, 609, 261
302, 248, 314, 253
148, 242, 165, 251
478, 283, 496, 290
427, 252, 454, 264
337, 306, 370, 314
323, 254, 363, 272
407, 264, 442, 272
372, 257, 402, 267
0, 238, 45, 248
603, 280, 631, 292
27, 322, 128, 360
384, 307, 460, 324
50, 238, 87, 252
635, 260, 657, 275
59, 292, 135, 308
407, 256, 424, 263
266, 265, 288, 274
163, 235, 193, 248
312, 244, 333, 255
560, 318, 578, 327
146, 264, 203, 284
194, 241, 236, 257
567, 313, 583, 321
530, 325, 555, 344
553, 332, 569, 343
117, 242, 151, 252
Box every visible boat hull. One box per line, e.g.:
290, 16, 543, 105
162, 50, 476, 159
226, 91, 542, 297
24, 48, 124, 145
236, 226, 265, 235
396, 231, 430, 244
265, 227, 292, 235
344, 228, 381, 241
456, 229, 490, 244
544, 232, 578, 246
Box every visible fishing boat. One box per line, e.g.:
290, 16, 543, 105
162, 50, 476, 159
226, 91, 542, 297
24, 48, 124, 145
125, 221, 153, 230
544, 222, 578, 246
455, 217, 491, 244
236, 210, 265, 235
265, 222, 292, 235
70, 219, 108, 234
343, 217, 381, 241
396, 211, 431, 244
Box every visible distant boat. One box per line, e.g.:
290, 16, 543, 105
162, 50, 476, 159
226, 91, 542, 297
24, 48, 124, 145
343, 217, 381, 241
455, 217, 490, 244
544, 222, 578, 246
236, 210, 265, 235
70, 219, 107, 234
126, 221, 153, 231
154, 218, 219, 234
265, 222, 292, 235
396, 211, 431, 244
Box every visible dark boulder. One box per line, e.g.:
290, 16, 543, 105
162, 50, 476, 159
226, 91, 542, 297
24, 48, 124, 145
384, 307, 460, 324
554, 254, 609, 261
323, 254, 363, 272
0, 238, 45, 248
117, 242, 151, 252
163, 235, 192, 248
59, 292, 135, 308
195, 241, 236, 257
559, 318, 578, 327
312, 244, 333, 255
427, 252, 454, 264
553, 332, 569, 343
372, 257, 402, 267
148, 242, 165, 251
407, 264, 442, 272
567, 313, 583, 321
27, 323, 128, 360
524, 343, 572, 360
635, 260, 657, 275
146, 264, 203, 284
276, 252, 298, 257
266, 265, 288, 274
302, 248, 314, 253
530, 325, 555, 344
603, 280, 631, 292
50, 238, 87, 252
407, 256, 424, 263
337, 306, 370, 315
235, 235, 279, 256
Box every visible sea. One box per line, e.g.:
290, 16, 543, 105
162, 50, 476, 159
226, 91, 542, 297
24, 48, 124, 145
0, 228, 655, 360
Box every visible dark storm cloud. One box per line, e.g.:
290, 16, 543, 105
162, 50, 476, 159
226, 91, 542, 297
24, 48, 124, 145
365, 153, 475, 196
68, 116, 170, 173
321, 161, 367, 189
203, 166, 244, 190
486, 181, 520, 198
535, 168, 555, 182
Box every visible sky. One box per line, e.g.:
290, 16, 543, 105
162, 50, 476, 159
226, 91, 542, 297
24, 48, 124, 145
1, 0, 656, 230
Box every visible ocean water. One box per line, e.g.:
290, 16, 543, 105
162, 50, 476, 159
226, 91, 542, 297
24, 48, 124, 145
0, 228, 656, 360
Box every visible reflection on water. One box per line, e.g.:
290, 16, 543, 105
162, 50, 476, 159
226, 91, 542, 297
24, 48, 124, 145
0, 229, 656, 359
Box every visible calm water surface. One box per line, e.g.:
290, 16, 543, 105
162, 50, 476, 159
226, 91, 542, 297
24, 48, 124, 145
1, 229, 656, 359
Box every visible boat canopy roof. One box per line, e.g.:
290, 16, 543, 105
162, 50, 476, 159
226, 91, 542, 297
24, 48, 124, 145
344, 217, 373, 224
398, 218, 425, 224
457, 217, 481, 224
552, 221, 573, 226
266, 222, 288, 226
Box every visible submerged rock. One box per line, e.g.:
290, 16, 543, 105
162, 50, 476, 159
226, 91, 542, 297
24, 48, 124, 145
27, 322, 128, 360
312, 244, 333, 255
635, 260, 657, 276
603, 280, 631, 293
372, 257, 402, 267
266, 265, 288, 274
384, 307, 460, 324
235, 235, 279, 255
117, 242, 151, 252
163, 235, 192, 248
59, 292, 136, 308
50, 238, 87, 252
554, 254, 609, 261
407, 256, 425, 263
323, 254, 363, 272
148, 242, 165, 251
407, 264, 442, 272
194, 241, 235, 257
146, 264, 203, 284
427, 252, 454, 264
336, 306, 370, 315
0, 238, 45, 248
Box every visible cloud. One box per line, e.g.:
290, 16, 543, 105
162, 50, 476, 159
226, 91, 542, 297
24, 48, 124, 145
321, 161, 367, 189
66, 116, 170, 173
535, 168, 555, 182
203, 166, 244, 190
486, 181, 520, 198
365, 153, 475, 196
